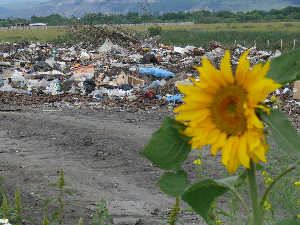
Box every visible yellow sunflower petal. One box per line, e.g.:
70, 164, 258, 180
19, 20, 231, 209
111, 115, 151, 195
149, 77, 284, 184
229, 153, 241, 174
173, 102, 209, 113
190, 138, 201, 149
250, 61, 270, 79
211, 132, 227, 155
252, 142, 268, 163
220, 50, 234, 85
206, 128, 223, 145
189, 116, 217, 128
175, 108, 211, 121
188, 76, 203, 89
223, 135, 240, 173
236, 50, 250, 86
240, 62, 268, 90
238, 134, 250, 169
196, 65, 221, 94
173, 49, 275, 173
248, 151, 259, 164
244, 105, 264, 129
221, 135, 235, 166
183, 126, 205, 137
176, 84, 201, 94
246, 129, 262, 150
181, 93, 213, 105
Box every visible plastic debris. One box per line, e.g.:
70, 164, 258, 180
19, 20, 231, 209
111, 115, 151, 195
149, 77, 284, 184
139, 68, 174, 77
0, 39, 292, 110
143, 79, 166, 91
165, 94, 183, 102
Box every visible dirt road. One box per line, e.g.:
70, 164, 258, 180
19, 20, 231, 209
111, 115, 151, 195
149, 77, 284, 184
0, 104, 203, 225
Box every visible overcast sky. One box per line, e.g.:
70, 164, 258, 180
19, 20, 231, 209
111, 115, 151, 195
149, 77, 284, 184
0, 0, 48, 4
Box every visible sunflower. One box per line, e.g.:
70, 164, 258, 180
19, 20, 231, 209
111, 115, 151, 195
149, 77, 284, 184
174, 50, 281, 173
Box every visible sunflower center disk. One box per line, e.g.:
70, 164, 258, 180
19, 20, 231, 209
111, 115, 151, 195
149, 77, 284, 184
210, 85, 248, 136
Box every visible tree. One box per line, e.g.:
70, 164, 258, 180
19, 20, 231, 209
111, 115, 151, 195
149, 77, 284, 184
125, 12, 140, 24
31, 15, 39, 23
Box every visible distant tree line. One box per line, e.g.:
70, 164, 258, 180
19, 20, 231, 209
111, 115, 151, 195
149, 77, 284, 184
0, 6, 299, 27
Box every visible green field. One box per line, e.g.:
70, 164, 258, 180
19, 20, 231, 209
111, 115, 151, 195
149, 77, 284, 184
0, 29, 66, 43
137, 22, 300, 51
133, 21, 300, 32
0, 22, 299, 51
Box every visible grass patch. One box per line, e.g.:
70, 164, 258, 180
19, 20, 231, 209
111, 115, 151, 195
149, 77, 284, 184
160, 30, 300, 51
130, 22, 300, 33
0, 29, 66, 43
1, 22, 299, 51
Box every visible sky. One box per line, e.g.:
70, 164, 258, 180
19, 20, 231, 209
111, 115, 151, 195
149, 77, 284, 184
0, 0, 48, 5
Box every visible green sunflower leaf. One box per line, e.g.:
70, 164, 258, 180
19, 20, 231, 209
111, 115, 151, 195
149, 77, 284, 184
261, 109, 300, 158
265, 48, 300, 86
181, 177, 238, 223
274, 219, 300, 225
158, 170, 189, 197
140, 116, 192, 171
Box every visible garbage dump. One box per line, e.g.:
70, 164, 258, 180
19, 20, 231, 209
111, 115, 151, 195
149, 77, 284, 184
0, 38, 298, 122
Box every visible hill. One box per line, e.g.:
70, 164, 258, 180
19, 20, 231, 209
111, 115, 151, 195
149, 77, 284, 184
0, 0, 299, 19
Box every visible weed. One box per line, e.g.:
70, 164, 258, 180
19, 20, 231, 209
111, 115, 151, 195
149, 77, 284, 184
91, 199, 112, 225
75, 218, 83, 225
0, 191, 33, 225
161, 197, 183, 225
1, 195, 9, 218
50, 168, 75, 225
43, 214, 49, 225
12, 188, 22, 223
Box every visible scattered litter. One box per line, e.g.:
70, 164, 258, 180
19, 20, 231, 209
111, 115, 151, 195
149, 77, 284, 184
0, 39, 292, 113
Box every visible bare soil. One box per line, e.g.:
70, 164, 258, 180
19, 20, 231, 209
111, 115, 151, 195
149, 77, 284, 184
0, 102, 213, 225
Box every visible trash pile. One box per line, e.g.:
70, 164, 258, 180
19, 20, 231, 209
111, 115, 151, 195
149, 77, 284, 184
0, 38, 297, 113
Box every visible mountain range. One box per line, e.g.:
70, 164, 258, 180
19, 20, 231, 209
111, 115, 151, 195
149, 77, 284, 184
0, 0, 299, 19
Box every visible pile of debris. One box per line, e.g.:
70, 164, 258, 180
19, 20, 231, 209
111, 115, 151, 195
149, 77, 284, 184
0, 38, 296, 113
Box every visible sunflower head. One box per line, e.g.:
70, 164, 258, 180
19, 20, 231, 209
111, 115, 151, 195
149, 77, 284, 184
174, 50, 281, 173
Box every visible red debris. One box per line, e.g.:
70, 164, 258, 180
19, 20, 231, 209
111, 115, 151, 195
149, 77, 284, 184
144, 90, 156, 100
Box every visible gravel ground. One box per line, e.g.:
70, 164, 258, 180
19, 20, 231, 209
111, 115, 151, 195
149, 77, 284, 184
0, 102, 213, 225
0, 90, 299, 225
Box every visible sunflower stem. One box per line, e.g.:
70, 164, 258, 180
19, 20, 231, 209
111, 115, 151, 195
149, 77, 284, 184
247, 160, 263, 225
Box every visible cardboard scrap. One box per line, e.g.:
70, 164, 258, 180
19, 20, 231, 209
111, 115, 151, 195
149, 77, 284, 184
293, 81, 300, 100
95, 71, 144, 88
128, 75, 144, 88
115, 71, 128, 85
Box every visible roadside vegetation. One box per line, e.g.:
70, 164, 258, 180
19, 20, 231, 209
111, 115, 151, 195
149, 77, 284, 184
0, 22, 299, 52
0, 6, 299, 27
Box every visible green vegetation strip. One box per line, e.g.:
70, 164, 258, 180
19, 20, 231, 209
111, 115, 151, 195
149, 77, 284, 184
0, 23, 299, 51
0, 29, 66, 43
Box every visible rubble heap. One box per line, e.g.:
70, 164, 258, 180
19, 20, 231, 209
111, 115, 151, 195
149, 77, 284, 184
0, 39, 297, 118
